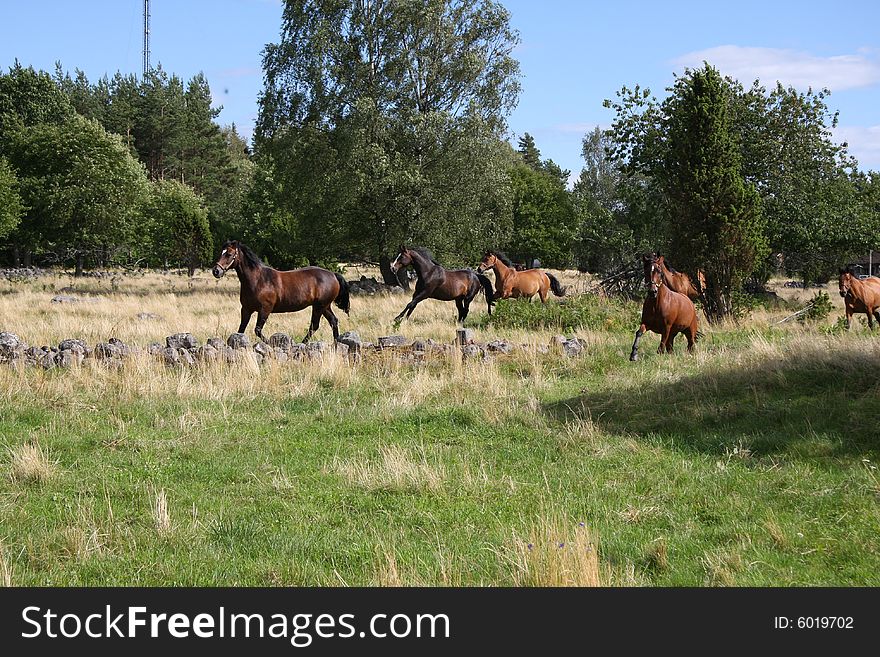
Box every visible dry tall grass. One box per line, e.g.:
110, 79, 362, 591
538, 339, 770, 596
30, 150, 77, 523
7, 442, 57, 484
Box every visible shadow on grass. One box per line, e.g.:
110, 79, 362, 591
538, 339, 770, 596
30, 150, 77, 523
545, 342, 880, 458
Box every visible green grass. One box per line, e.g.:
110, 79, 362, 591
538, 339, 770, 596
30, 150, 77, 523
1, 328, 879, 586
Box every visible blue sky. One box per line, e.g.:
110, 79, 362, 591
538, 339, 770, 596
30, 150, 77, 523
2, 0, 879, 179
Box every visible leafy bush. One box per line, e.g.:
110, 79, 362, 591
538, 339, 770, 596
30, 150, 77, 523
798, 291, 832, 323
476, 294, 640, 333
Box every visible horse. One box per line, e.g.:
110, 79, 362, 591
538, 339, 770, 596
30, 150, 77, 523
389, 246, 494, 324
650, 253, 705, 302
838, 268, 880, 329
212, 240, 350, 343
630, 254, 699, 361
476, 251, 565, 302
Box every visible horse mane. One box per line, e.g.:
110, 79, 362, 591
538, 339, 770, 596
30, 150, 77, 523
226, 240, 264, 269
490, 250, 516, 267
410, 247, 440, 266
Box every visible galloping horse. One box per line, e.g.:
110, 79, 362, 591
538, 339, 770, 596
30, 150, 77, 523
212, 240, 350, 343
390, 246, 494, 324
630, 254, 699, 361
476, 251, 565, 302
838, 268, 880, 329
651, 253, 705, 302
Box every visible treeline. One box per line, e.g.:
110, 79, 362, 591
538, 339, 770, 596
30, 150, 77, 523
0, 62, 252, 274
2, 0, 878, 322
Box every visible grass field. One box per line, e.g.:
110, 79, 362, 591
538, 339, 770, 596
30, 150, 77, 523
0, 268, 878, 586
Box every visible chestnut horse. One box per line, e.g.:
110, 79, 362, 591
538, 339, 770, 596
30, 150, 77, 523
476, 251, 565, 302
390, 246, 494, 324
630, 254, 699, 361
212, 240, 350, 343
651, 253, 705, 302
838, 268, 880, 329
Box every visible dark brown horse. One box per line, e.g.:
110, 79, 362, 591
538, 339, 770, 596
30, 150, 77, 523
630, 254, 699, 361
212, 241, 350, 343
651, 253, 705, 302
476, 251, 565, 302
838, 268, 880, 329
390, 246, 494, 324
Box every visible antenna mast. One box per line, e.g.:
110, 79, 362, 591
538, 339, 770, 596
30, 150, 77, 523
143, 0, 151, 76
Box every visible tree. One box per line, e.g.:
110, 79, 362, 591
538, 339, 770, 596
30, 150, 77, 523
9, 115, 150, 274
507, 162, 577, 268
572, 126, 637, 273
256, 0, 521, 280
0, 157, 24, 240
148, 180, 213, 276
0, 62, 74, 144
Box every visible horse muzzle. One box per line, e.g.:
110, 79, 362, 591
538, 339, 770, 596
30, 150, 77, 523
212, 266, 224, 279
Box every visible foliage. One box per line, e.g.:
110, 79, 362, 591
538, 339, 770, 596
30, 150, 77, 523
8, 115, 151, 272
147, 180, 214, 275
606, 65, 768, 321
477, 293, 640, 332
506, 163, 577, 267
798, 290, 833, 324
256, 0, 521, 274
0, 157, 24, 239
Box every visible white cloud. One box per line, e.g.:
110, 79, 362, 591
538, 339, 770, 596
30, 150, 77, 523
673, 45, 880, 91
833, 124, 880, 170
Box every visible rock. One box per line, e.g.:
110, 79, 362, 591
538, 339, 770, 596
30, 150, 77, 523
563, 338, 584, 357
411, 339, 427, 353
57, 349, 83, 368
487, 339, 514, 354
335, 342, 350, 356
177, 348, 195, 365
0, 332, 25, 360
378, 335, 409, 348
274, 348, 289, 363
148, 342, 163, 356
94, 342, 124, 360
196, 344, 219, 362
136, 312, 161, 321
456, 328, 475, 346
550, 335, 568, 351
227, 333, 250, 349
160, 347, 179, 366
390, 285, 406, 295
223, 346, 238, 363
40, 351, 57, 369
207, 337, 224, 350
307, 341, 326, 353
108, 337, 130, 357
51, 295, 80, 304
254, 342, 269, 358
25, 346, 46, 366
337, 330, 362, 352
268, 333, 292, 350
166, 333, 199, 350
461, 343, 484, 359
58, 338, 88, 355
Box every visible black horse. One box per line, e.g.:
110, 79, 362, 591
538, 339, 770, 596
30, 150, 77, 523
390, 246, 494, 324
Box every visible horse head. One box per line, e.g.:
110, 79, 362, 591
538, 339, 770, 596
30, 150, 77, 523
213, 241, 241, 278
643, 255, 663, 297
477, 251, 498, 273
390, 246, 413, 273
838, 268, 855, 298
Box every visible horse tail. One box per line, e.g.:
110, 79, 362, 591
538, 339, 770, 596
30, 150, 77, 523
546, 272, 566, 297
696, 329, 705, 341
476, 272, 496, 315
333, 273, 350, 315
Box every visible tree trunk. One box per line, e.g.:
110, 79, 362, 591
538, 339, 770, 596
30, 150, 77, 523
23, 250, 32, 267
12, 245, 20, 268
379, 254, 409, 290
75, 252, 85, 277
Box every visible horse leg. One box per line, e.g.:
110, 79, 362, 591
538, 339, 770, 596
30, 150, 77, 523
455, 298, 465, 323
301, 304, 323, 343
686, 325, 696, 354
629, 324, 646, 361
395, 290, 432, 323
868, 308, 875, 330
322, 306, 340, 341
254, 308, 271, 343
657, 327, 672, 354
539, 286, 548, 303
845, 308, 852, 330
238, 307, 253, 334
666, 332, 676, 354
460, 297, 472, 322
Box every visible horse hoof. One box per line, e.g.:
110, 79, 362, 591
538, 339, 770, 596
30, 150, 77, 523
629, 354, 638, 362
